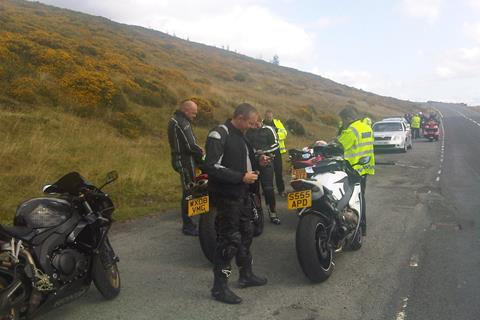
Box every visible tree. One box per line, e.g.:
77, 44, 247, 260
271, 54, 280, 65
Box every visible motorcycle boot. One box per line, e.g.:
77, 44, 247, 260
211, 268, 242, 304
268, 208, 281, 225
238, 262, 267, 288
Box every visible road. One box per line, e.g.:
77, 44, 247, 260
41, 105, 480, 320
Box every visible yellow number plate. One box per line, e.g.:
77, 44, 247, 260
188, 195, 210, 217
292, 168, 307, 179
287, 190, 312, 210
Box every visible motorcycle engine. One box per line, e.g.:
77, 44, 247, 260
51, 248, 90, 284
339, 208, 359, 233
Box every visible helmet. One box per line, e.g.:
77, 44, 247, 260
363, 117, 372, 127
314, 140, 327, 147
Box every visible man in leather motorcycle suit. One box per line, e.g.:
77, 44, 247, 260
336, 117, 375, 236
246, 120, 281, 224
167, 100, 204, 236
203, 103, 270, 304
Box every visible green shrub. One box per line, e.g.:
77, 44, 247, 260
233, 72, 247, 82
285, 118, 305, 136
190, 96, 218, 127
318, 114, 340, 127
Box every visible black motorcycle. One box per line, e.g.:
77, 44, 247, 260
0, 171, 121, 319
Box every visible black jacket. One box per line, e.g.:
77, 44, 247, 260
167, 110, 203, 173
202, 120, 257, 199
246, 124, 279, 155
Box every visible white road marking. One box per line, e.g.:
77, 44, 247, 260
438, 170, 442, 175
436, 176, 440, 182
409, 254, 420, 267
395, 297, 409, 320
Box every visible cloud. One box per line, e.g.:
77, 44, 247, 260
38, 0, 314, 68
400, 0, 442, 23
464, 21, 480, 43
314, 16, 349, 29
435, 47, 480, 79
466, 0, 480, 10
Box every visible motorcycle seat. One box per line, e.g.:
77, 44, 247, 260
0, 225, 34, 241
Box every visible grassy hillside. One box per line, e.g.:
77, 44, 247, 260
0, 0, 419, 223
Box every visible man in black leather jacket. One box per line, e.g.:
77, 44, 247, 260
203, 103, 270, 304
246, 121, 281, 224
167, 100, 204, 236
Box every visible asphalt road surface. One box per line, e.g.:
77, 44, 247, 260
41, 105, 480, 320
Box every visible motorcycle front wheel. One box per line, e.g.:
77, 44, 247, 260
0, 277, 18, 320
296, 213, 333, 283
92, 238, 121, 300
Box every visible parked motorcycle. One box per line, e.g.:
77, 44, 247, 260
0, 171, 121, 319
288, 147, 324, 180
422, 119, 440, 141
288, 145, 366, 283
192, 174, 264, 263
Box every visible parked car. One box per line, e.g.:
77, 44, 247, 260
382, 117, 411, 129
373, 120, 413, 152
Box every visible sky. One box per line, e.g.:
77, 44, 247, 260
37, 0, 480, 105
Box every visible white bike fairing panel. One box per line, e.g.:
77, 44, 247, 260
349, 184, 362, 214
314, 171, 348, 201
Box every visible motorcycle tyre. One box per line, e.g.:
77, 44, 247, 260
92, 238, 121, 300
0, 277, 18, 320
296, 213, 333, 283
199, 208, 217, 263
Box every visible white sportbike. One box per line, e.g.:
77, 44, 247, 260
290, 145, 368, 283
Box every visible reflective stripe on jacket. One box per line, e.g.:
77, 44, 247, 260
337, 120, 375, 176
273, 118, 287, 154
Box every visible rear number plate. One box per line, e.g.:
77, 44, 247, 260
188, 195, 209, 216
292, 168, 307, 179
287, 190, 312, 210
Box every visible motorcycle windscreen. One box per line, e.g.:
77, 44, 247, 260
44, 172, 92, 195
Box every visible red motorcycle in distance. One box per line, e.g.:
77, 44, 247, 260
422, 119, 440, 141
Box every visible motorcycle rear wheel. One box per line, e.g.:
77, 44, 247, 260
199, 208, 217, 263
92, 238, 121, 300
296, 213, 333, 283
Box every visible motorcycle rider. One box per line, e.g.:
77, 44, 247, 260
203, 103, 270, 304
167, 100, 204, 236
336, 116, 375, 236
263, 110, 288, 197
246, 120, 281, 224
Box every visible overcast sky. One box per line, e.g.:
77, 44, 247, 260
38, 0, 480, 105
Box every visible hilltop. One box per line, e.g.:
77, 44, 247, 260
0, 0, 418, 221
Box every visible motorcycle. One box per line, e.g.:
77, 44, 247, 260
192, 174, 264, 263
0, 171, 121, 319
288, 145, 367, 283
289, 147, 324, 180
422, 119, 439, 141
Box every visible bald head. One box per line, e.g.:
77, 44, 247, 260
179, 100, 198, 121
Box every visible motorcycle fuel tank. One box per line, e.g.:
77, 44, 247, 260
15, 198, 73, 229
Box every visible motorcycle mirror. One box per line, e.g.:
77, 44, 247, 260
105, 171, 119, 184
357, 156, 370, 166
